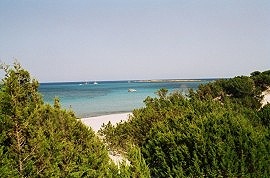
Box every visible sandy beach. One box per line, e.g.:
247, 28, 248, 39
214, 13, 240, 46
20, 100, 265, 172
262, 87, 270, 107
80, 112, 132, 133
80, 113, 132, 165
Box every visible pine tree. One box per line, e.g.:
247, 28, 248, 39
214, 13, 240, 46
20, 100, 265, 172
0, 62, 42, 176
0, 62, 114, 177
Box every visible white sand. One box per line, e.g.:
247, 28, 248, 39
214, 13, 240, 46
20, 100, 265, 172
261, 88, 270, 107
80, 113, 132, 165
80, 112, 132, 133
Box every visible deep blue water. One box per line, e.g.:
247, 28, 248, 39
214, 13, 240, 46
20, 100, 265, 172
39, 80, 212, 117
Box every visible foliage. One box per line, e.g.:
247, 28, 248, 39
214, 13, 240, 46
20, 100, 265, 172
2, 62, 269, 177
257, 104, 270, 127
100, 69, 270, 177
142, 100, 270, 177
0, 62, 150, 177
195, 76, 262, 109
117, 145, 150, 178
251, 70, 270, 90
99, 91, 188, 151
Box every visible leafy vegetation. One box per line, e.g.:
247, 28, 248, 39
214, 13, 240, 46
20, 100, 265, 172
1, 62, 269, 177
0, 62, 150, 177
100, 70, 270, 177
251, 70, 270, 91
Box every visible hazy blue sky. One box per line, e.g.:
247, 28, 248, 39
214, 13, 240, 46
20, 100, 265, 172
0, 0, 269, 82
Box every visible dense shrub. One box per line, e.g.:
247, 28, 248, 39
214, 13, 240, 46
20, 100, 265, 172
142, 102, 270, 177
0, 62, 150, 177
251, 70, 270, 90
257, 104, 270, 127
100, 70, 270, 177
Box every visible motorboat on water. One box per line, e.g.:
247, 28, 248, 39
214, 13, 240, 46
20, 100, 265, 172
79, 81, 88, 86
93, 81, 98, 85
128, 88, 137, 92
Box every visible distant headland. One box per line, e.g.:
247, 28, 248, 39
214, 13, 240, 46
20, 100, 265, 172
135, 79, 203, 83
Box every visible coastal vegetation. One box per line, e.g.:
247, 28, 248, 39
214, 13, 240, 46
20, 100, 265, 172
1, 62, 270, 177
100, 70, 270, 177
0, 62, 150, 177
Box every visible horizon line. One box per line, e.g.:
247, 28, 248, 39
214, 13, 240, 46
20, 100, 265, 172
39, 78, 223, 84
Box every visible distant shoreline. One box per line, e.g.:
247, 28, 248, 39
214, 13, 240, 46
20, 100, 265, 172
39, 78, 218, 84
135, 79, 203, 83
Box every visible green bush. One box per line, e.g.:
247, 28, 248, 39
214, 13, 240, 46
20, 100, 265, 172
142, 103, 270, 177
0, 62, 150, 177
257, 104, 270, 127
100, 69, 270, 177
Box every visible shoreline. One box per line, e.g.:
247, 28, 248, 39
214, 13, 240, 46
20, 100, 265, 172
135, 79, 203, 83
80, 112, 132, 132
78, 110, 133, 118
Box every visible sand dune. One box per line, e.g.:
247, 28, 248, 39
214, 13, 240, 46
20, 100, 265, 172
262, 88, 270, 107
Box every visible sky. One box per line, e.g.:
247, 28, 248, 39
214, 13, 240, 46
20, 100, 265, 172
0, 0, 269, 82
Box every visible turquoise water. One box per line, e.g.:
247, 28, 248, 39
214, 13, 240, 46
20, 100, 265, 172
39, 80, 211, 117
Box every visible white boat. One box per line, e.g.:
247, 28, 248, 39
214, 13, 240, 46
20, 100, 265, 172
128, 89, 136, 92
93, 81, 98, 85
79, 82, 88, 86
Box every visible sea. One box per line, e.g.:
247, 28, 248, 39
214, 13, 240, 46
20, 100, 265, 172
39, 80, 212, 118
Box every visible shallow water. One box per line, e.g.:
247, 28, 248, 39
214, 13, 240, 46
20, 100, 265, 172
39, 80, 211, 117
